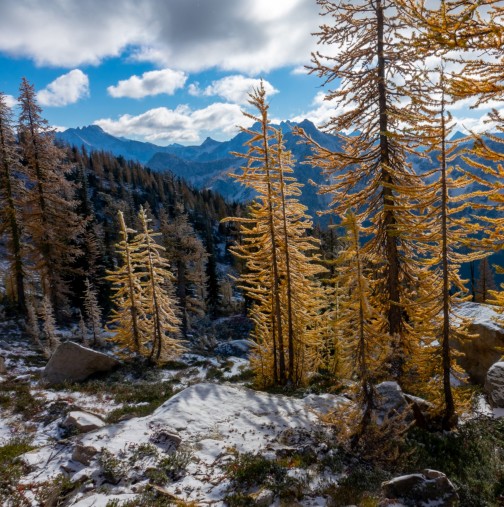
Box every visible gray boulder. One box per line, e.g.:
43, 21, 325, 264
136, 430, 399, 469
452, 302, 504, 384
42, 342, 119, 386
485, 361, 504, 407
374, 381, 409, 424
62, 411, 106, 433
382, 469, 458, 506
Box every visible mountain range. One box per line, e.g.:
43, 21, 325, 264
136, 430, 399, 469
56, 120, 342, 221
57, 122, 504, 284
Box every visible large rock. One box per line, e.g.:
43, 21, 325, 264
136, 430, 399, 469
62, 411, 106, 433
374, 381, 410, 424
452, 302, 504, 384
485, 362, 504, 407
42, 342, 120, 386
382, 469, 458, 506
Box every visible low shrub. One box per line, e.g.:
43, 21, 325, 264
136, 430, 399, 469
0, 436, 35, 506
403, 416, 504, 506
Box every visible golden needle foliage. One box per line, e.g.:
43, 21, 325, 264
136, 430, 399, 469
224, 83, 327, 387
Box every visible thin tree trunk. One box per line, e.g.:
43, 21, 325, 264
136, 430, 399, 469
376, 0, 403, 374
277, 134, 295, 384
260, 113, 286, 385
0, 119, 26, 313
439, 81, 456, 430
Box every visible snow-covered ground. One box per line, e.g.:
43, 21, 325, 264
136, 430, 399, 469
21, 382, 344, 506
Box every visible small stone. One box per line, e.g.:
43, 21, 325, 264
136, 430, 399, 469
62, 411, 106, 433
149, 428, 182, 452
251, 488, 275, 507
72, 443, 98, 466
382, 470, 458, 507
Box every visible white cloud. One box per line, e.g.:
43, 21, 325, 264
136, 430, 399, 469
291, 65, 309, 75
189, 75, 278, 105
290, 91, 342, 128
0, 0, 321, 74
452, 109, 503, 134
0, 2, 151, 67
108, 69, 187, 99
94, 102, 252, 144
3, 94, 17, 108
37, 70, 89, 107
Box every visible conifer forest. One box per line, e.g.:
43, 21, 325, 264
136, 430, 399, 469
1, 1, 504, 506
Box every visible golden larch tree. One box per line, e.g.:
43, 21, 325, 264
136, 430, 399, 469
225, 83, 327, 387
135, 207, 184, 363
302, 0, 435, 384
106, 211, 146, 358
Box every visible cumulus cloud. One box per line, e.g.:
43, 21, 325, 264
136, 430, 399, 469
189, 75, 278, 104
37, 69, 89, 107
291, 65, 309, 75
94, 102, 252, 144
3, 94, 17, 108
0, 2, 151, 67
108, 69, 187, 99
0, 0, 321, 73
290, 91, 342, 128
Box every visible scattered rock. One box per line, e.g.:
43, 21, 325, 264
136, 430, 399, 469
485, 361, 504, 407
0, 355, 6, 374
62, 411, 106, 433
215, 339, 253, 358
404, 393, 434, 428
149, 428, 182, 452
72, 443, 99, 466
251, 488, 275, 507
41, 342, 120, 385
452, 302, 504, 384
382, 469, 458, 507
374, 381, 409, 424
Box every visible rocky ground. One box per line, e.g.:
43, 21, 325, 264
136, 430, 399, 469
1, 307, 504, 506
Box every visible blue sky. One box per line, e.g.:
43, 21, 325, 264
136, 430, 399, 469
0, 0, 497, 146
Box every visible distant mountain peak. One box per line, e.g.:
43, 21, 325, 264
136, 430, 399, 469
80, 124, 106, 133
450, 131, 467, 141
201, 136, 220, 148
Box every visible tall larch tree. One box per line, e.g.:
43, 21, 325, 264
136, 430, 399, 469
225, 83, 326, 387
135, 207, 184, 363
106, 211, 145, 358
0, 92, 26, 313
336, 212, 389, 442
399, 0, 504, 271
17, 78, 83, 317
407, 66, 483, 428
303, 0, 432, 383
